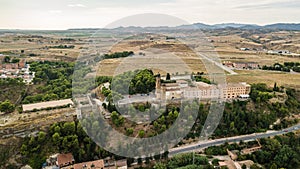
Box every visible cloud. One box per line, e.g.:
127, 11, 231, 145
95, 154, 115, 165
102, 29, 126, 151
68, 4, 86, 8
49, 10, 62, 14
235, 0, 300, 9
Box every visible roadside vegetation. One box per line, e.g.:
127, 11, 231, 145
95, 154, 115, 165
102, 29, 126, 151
203, 133, 300, 169
154, 153, 213, 169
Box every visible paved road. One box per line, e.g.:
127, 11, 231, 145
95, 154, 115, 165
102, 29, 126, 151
200, 53, 238, 75
169, 123, 300, 156
117, 94, 156, 105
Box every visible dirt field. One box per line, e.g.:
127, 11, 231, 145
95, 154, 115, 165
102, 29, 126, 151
0, 107, 75, 133
227, 69, 300, 88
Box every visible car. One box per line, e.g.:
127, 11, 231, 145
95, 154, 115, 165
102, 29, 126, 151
294, 127, 299, 130
284, 130, 288, 132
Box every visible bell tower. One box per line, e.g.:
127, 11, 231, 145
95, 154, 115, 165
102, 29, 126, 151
155, 73, 161, 99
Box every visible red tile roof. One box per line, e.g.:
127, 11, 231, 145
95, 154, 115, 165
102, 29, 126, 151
57, 153, 75, 167
73, 159, 104, 169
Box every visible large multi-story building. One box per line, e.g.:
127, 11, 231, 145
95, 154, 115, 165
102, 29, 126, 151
155, 74, 251, 101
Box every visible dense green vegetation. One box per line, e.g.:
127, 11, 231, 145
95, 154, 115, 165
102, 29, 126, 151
22, 61, 74, 104
153, 153, 213, 169
94, 51, 134, 62
262, 62, 300, 72
49, 45, 75, 49
103, 51, 134, 59
96, 76, 112, 86
0, 78, 25, 104
193, 76, 211, 84
204, 134, 300, 169
110, 69, 156, 95
249, 134, 300, 169
191, 72, 212, 84
0, 100, 15, 113
2, 56, 20, 63
20, 121, 112, 169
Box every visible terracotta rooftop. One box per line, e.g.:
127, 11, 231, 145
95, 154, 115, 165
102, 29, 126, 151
73, 159, 104, 169
57, 153, 74, 167
116, 159, 127, 167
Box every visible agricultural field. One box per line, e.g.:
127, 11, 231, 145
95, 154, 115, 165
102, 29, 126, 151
227, 69, 300, 88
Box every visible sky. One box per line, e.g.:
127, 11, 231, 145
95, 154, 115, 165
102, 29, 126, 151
0, 0, 299, 30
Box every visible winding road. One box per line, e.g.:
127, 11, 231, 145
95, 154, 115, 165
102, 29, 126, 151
169, 123, 300, 156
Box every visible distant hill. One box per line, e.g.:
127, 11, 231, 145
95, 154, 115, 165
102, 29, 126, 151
176, 23, 212, 29
264, 23, 300, 30
213, 23, 259, 29
68, 23, 300, 31
175, 23, 300, 30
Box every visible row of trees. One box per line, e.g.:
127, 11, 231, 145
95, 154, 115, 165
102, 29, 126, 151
103, 51, 134, 59
262, 62, 300, 72
193, 75, 211, 84
94, 51, 134, 62
49, 45, 75, 49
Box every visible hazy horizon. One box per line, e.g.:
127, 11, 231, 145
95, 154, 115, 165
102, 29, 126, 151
0, 0, 300, 30
0, 21, 299, 31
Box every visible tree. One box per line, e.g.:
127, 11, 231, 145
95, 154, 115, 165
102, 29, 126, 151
154, 162, 167, 169
0, 100, 15, 113
11, 58, 20, 63
250, 164, 261, 169
270, 163, 277, 169
52, 132, 61, 146
273, 82, 279, 92
62, 122, 76, 136
137, 157, 143, 165
111, 111, 119, 121
4, 56, 10, 63
274, 145, 299, 168
138, 130, 145, 138
127, 158, 134, 167
212, 159, 219, 166
37, 131, 46, 143
145, 156, 150, 164
126, 128, 134, 136
166, 73, 171, 80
